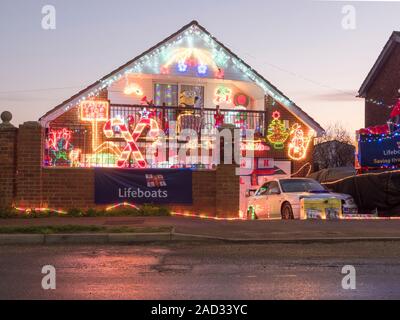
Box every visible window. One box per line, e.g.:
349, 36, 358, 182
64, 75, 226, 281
255, 182, 270, 196
154, 83, 178, 106
267, 181, 280, 195
280, 179, 327, 193
180, 84, 204, 108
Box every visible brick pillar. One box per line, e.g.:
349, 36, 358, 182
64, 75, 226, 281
15, 121, 44, 208
0, 112, 18, 208
215, 164, 240, 218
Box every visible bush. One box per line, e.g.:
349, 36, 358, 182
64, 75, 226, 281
67, 208, 84, 217
0, 205, 171, 219
0, 207, 18, 219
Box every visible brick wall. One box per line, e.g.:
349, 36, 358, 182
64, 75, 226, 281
364, 44, 400, 127
15, 122, 44, 208
0, 126, 17, 208
42, 169, 95, 209
215, 164, 240, 217
0, 120, 238, 216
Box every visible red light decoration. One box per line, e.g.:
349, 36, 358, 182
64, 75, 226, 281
103, 110, 160, 168
215, 68, 225, 79
80, 100, 109, 122
234, 93, 250, 108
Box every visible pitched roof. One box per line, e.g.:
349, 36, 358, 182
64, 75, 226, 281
358, 31, 400, 97
39, 20, 324, 135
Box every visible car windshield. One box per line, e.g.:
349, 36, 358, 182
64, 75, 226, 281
279, 179, 327, 193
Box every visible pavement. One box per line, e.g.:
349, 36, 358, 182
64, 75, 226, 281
1, 242, 400, 299
2, 216, 400, 242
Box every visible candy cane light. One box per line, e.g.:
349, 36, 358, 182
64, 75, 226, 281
103, 109, 160, 168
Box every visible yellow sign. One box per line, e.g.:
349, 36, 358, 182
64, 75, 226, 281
300, 198, 342, 220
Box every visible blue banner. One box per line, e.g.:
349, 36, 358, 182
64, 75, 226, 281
94, 169, 193, 205
359, 134, 400, 167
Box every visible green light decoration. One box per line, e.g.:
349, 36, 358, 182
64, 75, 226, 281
267, 111, 289, 150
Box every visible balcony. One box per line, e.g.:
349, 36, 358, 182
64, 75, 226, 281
110, 104, 267, 137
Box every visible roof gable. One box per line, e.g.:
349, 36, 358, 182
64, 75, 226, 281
359, 31, 400, 97
39, 20, 324, 135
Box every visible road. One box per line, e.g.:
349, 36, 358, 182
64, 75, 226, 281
1, 241, 400, 299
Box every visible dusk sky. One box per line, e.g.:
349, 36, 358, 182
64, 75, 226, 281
1, 0, 400, 135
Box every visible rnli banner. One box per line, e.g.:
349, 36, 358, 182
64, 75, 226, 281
359, 134, 400, 168
94, 169, 193, 205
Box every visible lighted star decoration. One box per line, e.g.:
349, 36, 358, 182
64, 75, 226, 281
197, 64, 208, 75
177, 61, 188, 72
272, 110, 281, 120
139, 108, 151, 119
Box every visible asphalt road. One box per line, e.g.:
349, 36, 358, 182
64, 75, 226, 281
1, 241, 400, 299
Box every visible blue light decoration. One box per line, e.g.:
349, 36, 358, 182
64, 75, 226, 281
358, 131, 400, 169
197, 64, 208, 75
177, 61, 188, 73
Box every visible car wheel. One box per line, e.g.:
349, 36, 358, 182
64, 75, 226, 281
247, 207, 256, 220
281, 202, 294, 220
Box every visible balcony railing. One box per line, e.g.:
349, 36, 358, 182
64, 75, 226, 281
110, 104, 267, 137
43, 104, 268, 169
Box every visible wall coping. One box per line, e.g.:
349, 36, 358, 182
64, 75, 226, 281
0, 124, 17, 132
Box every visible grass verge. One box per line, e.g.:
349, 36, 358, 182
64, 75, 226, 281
0, 225, 173, 234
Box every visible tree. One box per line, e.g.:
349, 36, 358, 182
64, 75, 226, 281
313, 123, 356, 170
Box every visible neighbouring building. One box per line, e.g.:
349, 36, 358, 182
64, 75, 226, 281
359, 31, 400, 127
0, 21, 324, 217
357, 31, 400, 173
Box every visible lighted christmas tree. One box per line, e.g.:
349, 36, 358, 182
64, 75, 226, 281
267, 111, 289, 149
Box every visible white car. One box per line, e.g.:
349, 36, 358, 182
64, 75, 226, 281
246, 178, 358, 220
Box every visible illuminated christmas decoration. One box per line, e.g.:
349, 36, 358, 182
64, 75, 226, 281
240, 141, 270, 152
47, 128, 74, 166
80, 100, 110, 151
14, 207, 67, 215
103, 112, 160, 168
171, 211, 245, 221
197, 64, 208, 75
288, 123, 313, 161
214, 109, 224, 128
215, 68, 225, 79
177, 61, 188, 72
267, 111, 289, 149
163, 48, 217, 74
213, 86, 233, 105
105, 202, 139, 211
234, 106, 247, 130
69, 149, 81, 167
234, 93, 250, 108
176, 111, 201, 133
41, 23, 295, 126
179, 90, 197, 107
139, 107, 151, 119
123, 83, 143, 96
80, 100, 109, 122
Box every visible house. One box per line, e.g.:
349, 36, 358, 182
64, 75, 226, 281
359, 31, 400, 127
40, 21, 323, 175
0, 21, 325, 216
357, 31, 400, 173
